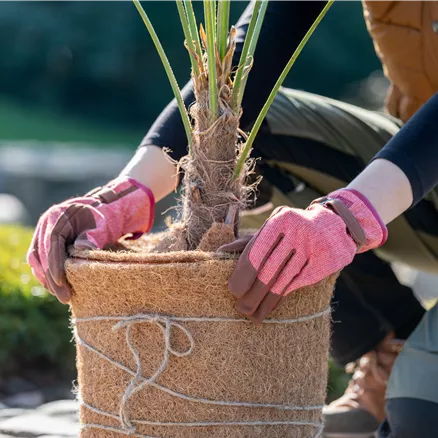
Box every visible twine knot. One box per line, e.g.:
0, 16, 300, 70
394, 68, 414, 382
112, 315, 194, 430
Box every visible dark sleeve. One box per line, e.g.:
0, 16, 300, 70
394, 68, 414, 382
141, 1, 326, 161
374, 92, 438, 205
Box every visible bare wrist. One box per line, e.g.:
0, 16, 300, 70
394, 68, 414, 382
120, 145, 178, 202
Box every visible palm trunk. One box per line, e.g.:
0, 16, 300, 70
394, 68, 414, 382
180, 30, 251, 250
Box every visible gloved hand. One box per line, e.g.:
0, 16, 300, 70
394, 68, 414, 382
219, 189, 387, 323
27, 177, 154, 303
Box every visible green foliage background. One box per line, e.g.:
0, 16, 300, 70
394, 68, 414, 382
0, 226, 73, 376
0, 1, 380, 144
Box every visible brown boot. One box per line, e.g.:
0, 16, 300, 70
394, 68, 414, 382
323, 332, 404, 438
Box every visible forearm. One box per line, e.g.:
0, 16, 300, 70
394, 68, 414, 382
348, 92, 438, 225
347, 159, 413, 224
120, 146, 178, 202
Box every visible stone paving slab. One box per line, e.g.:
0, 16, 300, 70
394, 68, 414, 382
38, 436, 77, 438
0, 413, 79, 437
37, 401, 78, 418
0, 410, 28, 422
0, 401, 79, 438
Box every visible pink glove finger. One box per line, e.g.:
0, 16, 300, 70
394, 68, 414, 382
218, 234, 254, 253
246, 293, 285, 325
227, 236, 261, 298
47, 216, 68, 287
228, 232, 283, 298
235, 239, 296, 316
246, 254, 308, 323
27, 227, 46, 286
256, 236, 297, 288
27, 250, 47, 287
45, 269, 72, 304
227, 206, 291, 297
74, 232, 98, 250
78, 217, 110, 250
47, 204, 89, 286
235, 278, 270, 316
269, 250, 308, 296
27, 221, 43, 267
285, 260, 330, 293
35, 205, 68, 276
34, 211, 55, 283
48, 232, 69, 288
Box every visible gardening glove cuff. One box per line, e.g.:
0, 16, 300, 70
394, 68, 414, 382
311, 188, 388, 253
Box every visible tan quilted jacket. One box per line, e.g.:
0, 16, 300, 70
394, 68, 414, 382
363, 1, 438, 121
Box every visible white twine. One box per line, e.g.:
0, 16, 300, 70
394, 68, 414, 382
73, 307, 330, 437
81, 422, 324, 438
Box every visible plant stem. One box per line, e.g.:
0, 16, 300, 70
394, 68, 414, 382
235, 1, 268, 108
133, 0, 193, 152
184, 1, 202, 59
217, 0, 230, 60
230, 1, 262, 110
233, 0, 335, 178
176, 1, 200, 77
204, 0, 218, 118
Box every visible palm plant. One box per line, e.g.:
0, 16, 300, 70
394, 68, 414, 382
133, 0, 334, 249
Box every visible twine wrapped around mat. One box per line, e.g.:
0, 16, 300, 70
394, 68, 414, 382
67, 238, 337, 438
73, 308, 331, 436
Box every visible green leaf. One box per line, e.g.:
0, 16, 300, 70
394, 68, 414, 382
176, 0, 200, 77
234, 0, 335, 178
204, 0, 218, 118
183, 1, 202, 59
234, 1, 268, 108
217, 0, 230, 60
133, 0, 193, 152
231, 0, 263, 110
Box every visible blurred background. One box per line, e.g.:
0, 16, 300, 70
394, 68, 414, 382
0, 1, 386, 226
0, 0, 387, 419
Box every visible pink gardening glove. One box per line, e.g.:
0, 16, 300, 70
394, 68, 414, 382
219, 189, 387, 323
27, 177, 154, 303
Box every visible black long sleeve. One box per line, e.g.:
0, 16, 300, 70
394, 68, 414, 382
374, 92, 438, 205
141, 1, 438, 207
141, 1, 326, 160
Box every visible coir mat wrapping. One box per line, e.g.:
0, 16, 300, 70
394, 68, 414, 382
66, 235, 336, 438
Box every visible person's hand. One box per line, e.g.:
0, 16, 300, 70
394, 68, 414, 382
219, 189, 387, 323
27, 177, 154, 303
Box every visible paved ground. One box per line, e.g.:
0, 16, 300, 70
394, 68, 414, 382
0, 400, 79, 438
